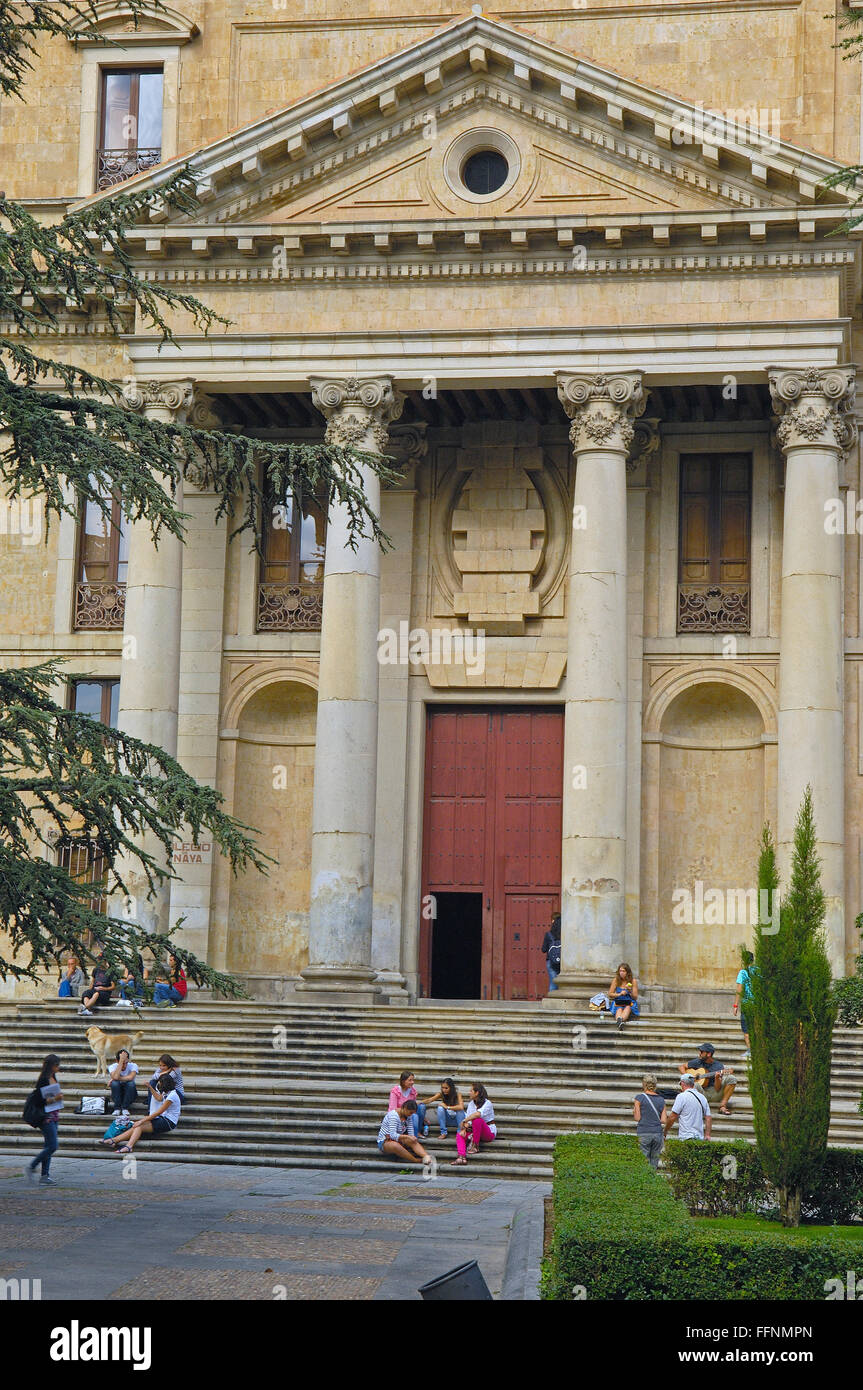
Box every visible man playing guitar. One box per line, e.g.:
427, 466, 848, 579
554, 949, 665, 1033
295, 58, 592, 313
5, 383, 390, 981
678, 1043, 736, 1115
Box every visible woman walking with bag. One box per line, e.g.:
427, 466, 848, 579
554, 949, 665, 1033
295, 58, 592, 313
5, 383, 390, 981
633, 1074, 667, 1169
25, 1053, 63, 1186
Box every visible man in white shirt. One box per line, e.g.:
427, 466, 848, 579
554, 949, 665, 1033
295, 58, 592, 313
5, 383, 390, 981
663, 1075, 712, 1141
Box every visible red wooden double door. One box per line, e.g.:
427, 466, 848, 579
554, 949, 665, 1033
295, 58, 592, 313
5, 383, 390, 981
420, 707, 563, 1001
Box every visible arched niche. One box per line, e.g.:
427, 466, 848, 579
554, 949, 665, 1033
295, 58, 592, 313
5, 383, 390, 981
224, 680, 317, 978
653, 680, 770, 993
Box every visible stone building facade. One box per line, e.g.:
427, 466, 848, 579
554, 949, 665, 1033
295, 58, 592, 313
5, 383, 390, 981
2, 2, 863, 1011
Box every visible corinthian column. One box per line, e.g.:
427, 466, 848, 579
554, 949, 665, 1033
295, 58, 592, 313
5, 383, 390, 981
551, 371, 646, 998
769, 364, 857, 973
116, 378, 194, 935
298, 375, 404, 1002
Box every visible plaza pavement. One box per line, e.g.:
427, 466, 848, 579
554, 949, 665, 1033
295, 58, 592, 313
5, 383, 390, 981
0, 1156, 548, 1301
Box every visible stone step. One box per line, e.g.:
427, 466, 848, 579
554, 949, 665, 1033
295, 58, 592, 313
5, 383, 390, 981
3, 1001, 860, 1177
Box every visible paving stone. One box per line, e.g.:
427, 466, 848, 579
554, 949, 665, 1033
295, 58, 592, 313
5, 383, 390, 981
0, 1224, 85, 1250
0, 1197, 143, 1220
108, 1268, 380, 1300
178, 1231, 401, 1264
224, 1207, 415, 1232
271, 1199, 456, 1216
336, 1182, 493, 1203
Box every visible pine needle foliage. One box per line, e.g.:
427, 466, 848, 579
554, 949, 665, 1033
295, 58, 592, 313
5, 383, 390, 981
0, 3, 401, 995
0, 661, 274, 995
748, 795, 834, 1226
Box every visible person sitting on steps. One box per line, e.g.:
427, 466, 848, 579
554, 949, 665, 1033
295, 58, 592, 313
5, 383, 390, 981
678, 1042, 737, 1115
608, 962, 640, 1031
105, 1071, 181, 1154
107, 1048, 139, 1118
377, 1099, 430, 1165
77, 952, 115, 1015
419, 1077, 466, 1138
388, 1071, 425, 1137
452, 1082, 497, 1166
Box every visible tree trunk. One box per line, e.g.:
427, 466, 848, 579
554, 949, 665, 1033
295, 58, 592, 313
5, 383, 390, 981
779, 1184, 802, 1227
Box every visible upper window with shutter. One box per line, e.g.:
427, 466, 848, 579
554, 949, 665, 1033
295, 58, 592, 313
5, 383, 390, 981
97, 68, 163, 189
677, 453, 751, 633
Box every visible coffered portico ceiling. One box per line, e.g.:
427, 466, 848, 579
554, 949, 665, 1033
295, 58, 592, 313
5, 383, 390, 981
73, 12, 861, 384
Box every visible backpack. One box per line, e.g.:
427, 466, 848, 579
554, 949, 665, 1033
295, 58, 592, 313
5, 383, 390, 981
22, 1088, 45, 1129
547, 942, 561, 971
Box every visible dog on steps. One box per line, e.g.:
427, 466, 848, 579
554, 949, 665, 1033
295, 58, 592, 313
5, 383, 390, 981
85, 1026, 143, 1078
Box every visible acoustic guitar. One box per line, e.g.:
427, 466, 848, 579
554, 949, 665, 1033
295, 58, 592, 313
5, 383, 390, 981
682, 1067, 733, 1089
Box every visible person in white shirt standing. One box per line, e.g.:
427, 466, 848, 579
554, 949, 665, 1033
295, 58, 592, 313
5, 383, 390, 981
663, 1074, 712, 1142
452, 1082, 497, 1166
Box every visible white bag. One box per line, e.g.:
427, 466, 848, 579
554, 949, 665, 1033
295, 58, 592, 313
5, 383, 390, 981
589, 992, 610, 1011
80, 1096, 105, 1114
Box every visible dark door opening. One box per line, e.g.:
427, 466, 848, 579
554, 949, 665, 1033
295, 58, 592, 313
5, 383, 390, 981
430, 892, 483, 999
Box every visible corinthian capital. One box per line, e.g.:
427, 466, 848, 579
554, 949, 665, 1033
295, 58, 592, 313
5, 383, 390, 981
122, 378, 196, 421
768, 365, 857, 456
556, 372, 647, 455
310, 375, 405, 454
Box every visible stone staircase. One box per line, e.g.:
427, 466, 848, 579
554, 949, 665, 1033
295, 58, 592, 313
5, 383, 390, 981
2, 999, 862, 1180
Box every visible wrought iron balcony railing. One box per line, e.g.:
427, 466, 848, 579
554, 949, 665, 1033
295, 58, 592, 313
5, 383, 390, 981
74, 580, 126, 630
677, 583, 750, 633
257, 583, 323, 632
96, 147, 162, 190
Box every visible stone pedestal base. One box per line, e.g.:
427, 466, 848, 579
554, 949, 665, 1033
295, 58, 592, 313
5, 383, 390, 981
295, 965, 381, 1005
373, 970, 411, 1003
541, 971, 610, 1008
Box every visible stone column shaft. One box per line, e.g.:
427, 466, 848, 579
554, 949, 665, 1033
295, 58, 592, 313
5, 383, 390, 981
116, 379, 193, 936
770, 364, 857, 974
298, 375, 403, 1001
551, 372, 646, 998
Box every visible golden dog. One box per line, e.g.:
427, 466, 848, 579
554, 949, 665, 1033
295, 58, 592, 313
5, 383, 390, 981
85, 1026, 143, 1078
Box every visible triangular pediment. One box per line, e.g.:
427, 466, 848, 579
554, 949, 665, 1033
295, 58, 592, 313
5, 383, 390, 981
77, 12, 858, 239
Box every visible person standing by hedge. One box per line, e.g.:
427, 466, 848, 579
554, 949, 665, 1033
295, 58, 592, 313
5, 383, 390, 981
633, 1074, 667, 1168
663, 1075, 711, 1142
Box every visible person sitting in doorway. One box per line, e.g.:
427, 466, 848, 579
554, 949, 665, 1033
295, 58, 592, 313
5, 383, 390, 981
541, 914, 562, 993
608, 962, 640, 1031
377, 1100, 430, 1166
678, 1043, 737, 1114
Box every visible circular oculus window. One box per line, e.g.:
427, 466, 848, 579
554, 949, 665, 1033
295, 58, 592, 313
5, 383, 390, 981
443, 129, 521, 203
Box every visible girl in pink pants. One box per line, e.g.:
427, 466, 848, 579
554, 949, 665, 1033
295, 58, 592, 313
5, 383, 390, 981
452, 1083, 496, 1165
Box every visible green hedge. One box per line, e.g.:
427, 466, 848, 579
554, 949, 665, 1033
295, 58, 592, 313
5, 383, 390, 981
665, 1139, 863, 1224
542, 1133, 862, 1300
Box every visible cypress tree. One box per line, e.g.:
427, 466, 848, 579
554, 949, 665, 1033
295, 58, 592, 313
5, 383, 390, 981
749, 793, 834, 1226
